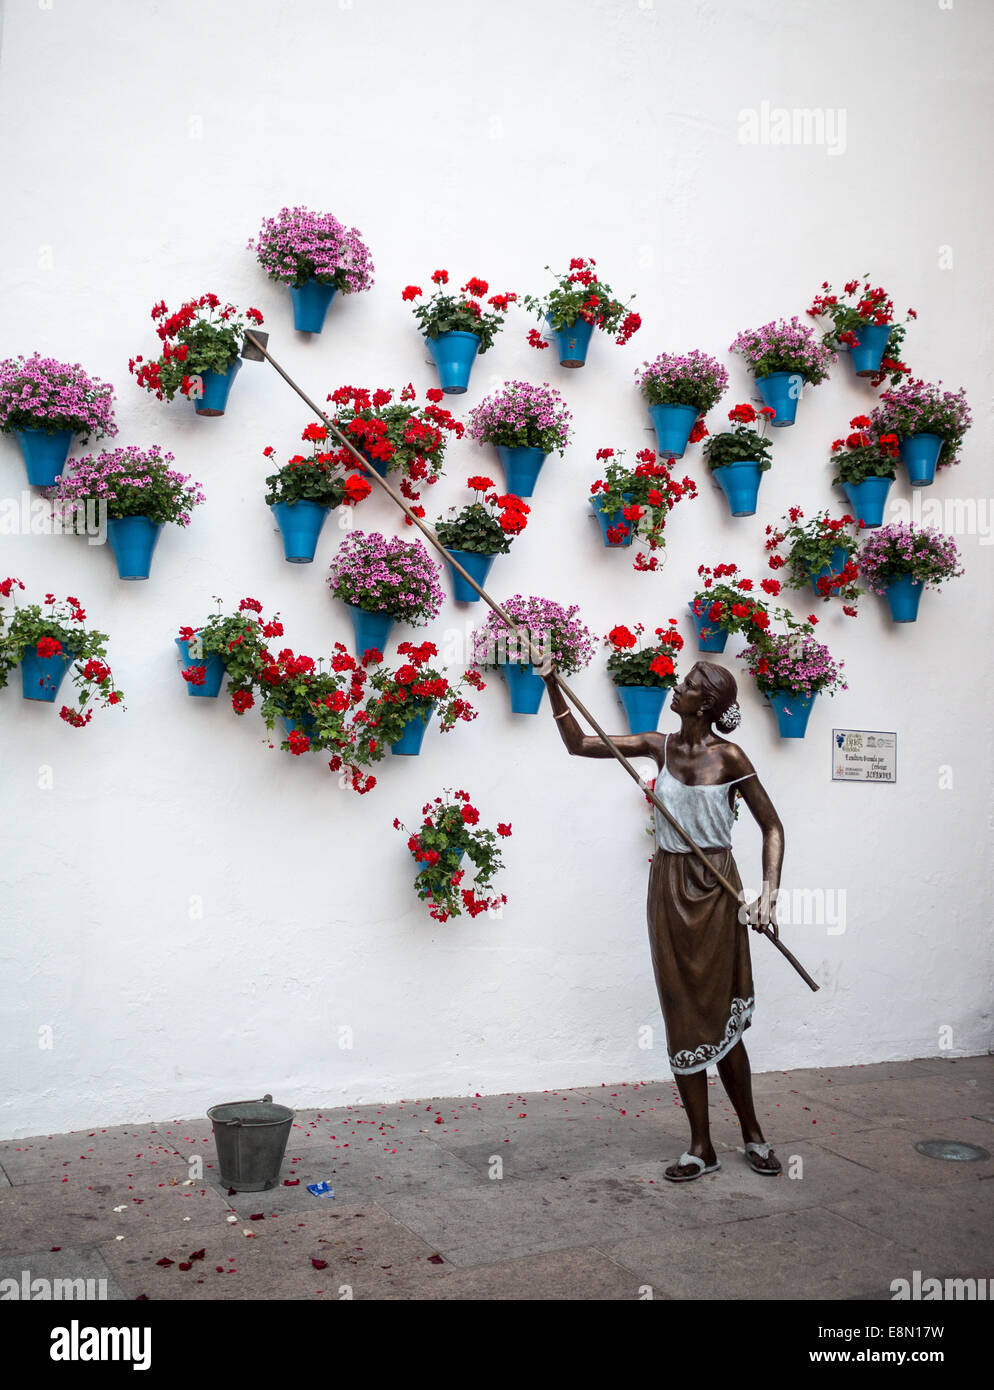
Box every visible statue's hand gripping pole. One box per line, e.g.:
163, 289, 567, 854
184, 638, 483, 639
242, 330, 819, 993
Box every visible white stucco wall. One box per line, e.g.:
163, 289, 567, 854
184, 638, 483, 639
0, 0, 991, 1139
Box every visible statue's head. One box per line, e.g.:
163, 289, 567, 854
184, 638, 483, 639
676, 661, 741, 732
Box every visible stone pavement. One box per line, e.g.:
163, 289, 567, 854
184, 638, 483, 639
1, 1055, 992, 1301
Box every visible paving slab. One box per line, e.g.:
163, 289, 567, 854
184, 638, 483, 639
434, 1115, 690, 1181
0, 1127, 192, 1186
377, 1171, 708, 1268
97, 1201, 446, 1301
0, 1176, 233, 1255
791, 1074, 994, 1128
598, 1205, 926, 1301
0, 1246, 127, 1301
815, 1117, 994, 1189
369, 1244, 656, 1300
825, 1182, 994, 1273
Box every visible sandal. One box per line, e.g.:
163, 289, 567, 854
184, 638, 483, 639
663, 1151, 721, 1183
744, 1141, 782, 1175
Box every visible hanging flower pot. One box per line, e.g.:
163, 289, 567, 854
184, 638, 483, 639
194, 358, 242, 417
271, 500, 330, 564
358, 447, 390, 479
712, 460, 764, 517
391, 702, 436, 755
730, 318, 833, 426
13, 428, 75, 486
446, 549, 497, 603
495, 445, 548, 498
252, 206, 374, 335
548, 315, 594, 367
647, 403, 699, 459
841, 476, 892, 528
289, 280, 339, 334
590, 493, 635, 546
345, 602, 394, 658
766, 689, 816, 739
899, 433, 943, 488
21, 642, 76, 702
424, 331, 481, 395
806, 547, 850, 596
174, 637, 226, 698
848, 323, 892, 378
616, 683, 669, 734
106, 516, 163, 580
280, 713, 317, 739
881, 574, 924, 623
754, 372, 805, 427
500, 662, 546, 714
687, 600, 730, 653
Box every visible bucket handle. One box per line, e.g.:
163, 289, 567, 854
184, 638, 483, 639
217, 1093, 274, 1127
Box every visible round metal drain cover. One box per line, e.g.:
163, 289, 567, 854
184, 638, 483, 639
914, 1139, 990, 1162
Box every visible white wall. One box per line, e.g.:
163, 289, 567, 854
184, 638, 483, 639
0, 0, 991, 1139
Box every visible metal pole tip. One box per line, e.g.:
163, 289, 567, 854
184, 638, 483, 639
241, 329, 269, 362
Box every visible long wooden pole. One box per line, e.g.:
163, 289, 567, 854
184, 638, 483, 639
242, 332, 819, 992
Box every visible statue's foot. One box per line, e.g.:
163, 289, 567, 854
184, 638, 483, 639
744, 1140, 782, 1175
664, 1147, 720, 1182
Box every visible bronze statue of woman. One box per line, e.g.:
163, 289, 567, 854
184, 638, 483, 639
541, 658, 785, 1181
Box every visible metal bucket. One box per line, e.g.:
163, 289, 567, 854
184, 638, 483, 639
207, 1093, 295, 1192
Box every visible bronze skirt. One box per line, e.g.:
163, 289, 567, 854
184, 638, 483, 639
647, 847, 755, 1075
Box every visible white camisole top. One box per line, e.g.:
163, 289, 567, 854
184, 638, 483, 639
653, 734, 756, 853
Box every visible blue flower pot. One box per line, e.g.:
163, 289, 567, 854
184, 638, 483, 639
271, 500, 330, 563
501, 662, 546, 714
21, 643, 75, 702
849, 323, 891, 378
495, 445, 547, 498
391, 703, 435, 755
357, 447, 390, 479
413, 845, 465, 875
842, 476, 893, 528
687, 600, 730, 653
289, 279, 338, 334
648, 403, 699, 459
712, 461, 763, 517
882, 574, 924, 623
900, 433, 943, 489
345, 602, 394, 659
755, 372, 805, 427
548, 315, 594, 367
14, 428, 74, 486
766, 689, 816, 739
590, 493, 634, 546
424, 331, 481, 395
807, 547, 850, 597
175, 637, 225, 698
194, 358, 242, 416
106, 515, 162, 580
446, 548, 496, 603
281, 714, 317, 740
616, 684, 669, 734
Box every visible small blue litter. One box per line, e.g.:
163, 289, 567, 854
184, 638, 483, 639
307, 1181, 335, 1198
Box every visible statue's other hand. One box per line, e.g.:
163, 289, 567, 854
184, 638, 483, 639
743, 897, 779, 939
536, 655, 556, 679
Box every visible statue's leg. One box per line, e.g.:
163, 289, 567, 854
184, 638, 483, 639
715, 1041, 781, 1173
664, 1068, 717, 1180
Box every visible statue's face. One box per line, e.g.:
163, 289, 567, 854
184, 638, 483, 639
671, 665, 711, 719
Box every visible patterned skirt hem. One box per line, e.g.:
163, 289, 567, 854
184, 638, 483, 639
668, 996, 755, 1075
